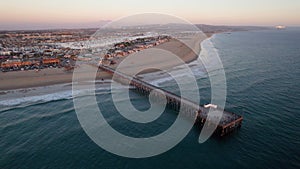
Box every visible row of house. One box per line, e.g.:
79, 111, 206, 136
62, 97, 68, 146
103, 36, 171, 60
0, 58, 61, 72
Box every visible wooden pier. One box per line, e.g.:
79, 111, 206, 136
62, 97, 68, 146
98, 65, 243, 136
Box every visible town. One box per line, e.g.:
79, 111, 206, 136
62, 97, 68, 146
0, 29, 95, 72
0, 29, 171, 72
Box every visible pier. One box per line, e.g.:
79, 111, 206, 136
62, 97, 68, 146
98, 65, 243, 136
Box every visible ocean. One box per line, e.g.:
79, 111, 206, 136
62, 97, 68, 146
1, 29, 300, 169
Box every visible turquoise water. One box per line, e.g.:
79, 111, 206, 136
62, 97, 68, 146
1, 29, 300, 169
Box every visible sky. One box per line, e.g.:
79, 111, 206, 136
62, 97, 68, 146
0, 0, 299, 29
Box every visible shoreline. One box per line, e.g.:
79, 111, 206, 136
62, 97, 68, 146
0, 33, 214, 91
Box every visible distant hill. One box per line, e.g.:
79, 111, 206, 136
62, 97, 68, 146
0, 22, 270, 34
196, 24, 270, 34
0, 20, 111, 31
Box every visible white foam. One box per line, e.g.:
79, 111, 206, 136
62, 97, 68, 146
0, 80, 136, 107
0, 90, 73, 106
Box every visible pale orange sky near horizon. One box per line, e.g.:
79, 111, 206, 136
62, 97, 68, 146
0, 0, 299, 27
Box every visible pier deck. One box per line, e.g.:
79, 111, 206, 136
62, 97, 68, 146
98, 65, 243, 136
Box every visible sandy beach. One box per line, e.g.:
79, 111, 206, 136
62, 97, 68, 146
0, 34, 210, 91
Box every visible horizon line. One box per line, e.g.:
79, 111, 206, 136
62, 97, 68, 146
0, 23, 296, 32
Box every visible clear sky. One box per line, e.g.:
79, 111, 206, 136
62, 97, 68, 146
0, 0, 299, 29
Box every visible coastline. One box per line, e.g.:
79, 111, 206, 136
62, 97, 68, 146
0, 33, 213, 92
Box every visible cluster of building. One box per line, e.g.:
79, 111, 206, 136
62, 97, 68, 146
100, 36, 171, 65
0, 29, 172, 72
0, 29, 96, 72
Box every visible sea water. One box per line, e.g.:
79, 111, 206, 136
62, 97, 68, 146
1, 29, 300, 169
